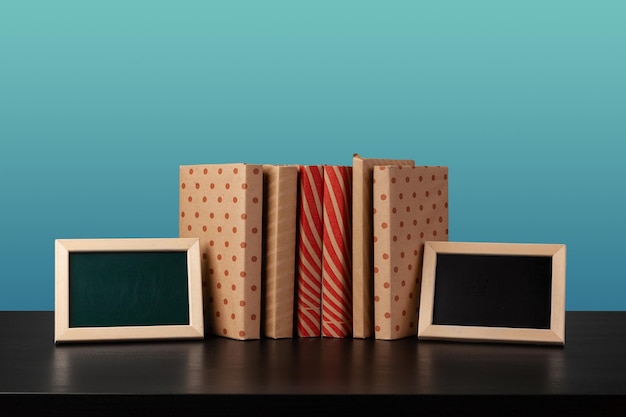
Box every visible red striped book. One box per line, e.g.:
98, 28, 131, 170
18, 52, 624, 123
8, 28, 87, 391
295, 165, 325, 337
321, 165, 353, 338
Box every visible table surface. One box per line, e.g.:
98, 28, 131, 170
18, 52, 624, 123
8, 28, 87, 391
1, 311, 626, 416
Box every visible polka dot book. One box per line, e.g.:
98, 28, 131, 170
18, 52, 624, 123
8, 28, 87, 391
351, 154, 415, 339
179, 163, 264, 341
373, 165, 449, 340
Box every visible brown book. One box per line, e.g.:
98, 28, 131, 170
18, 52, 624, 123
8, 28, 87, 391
372, 165, 448, 340
262, 165, 299, 339
179, 163, 264, 340
351, 154, 414, 338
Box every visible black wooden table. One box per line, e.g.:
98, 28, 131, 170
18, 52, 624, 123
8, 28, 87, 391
1, 311, 625, 416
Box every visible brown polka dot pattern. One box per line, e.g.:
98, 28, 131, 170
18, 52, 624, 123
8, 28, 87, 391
373, 165, 448, 340
179, 163, 264, 340
351, 154, 415, 339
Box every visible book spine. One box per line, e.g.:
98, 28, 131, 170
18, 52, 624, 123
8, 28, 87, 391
321, 165, 353, 338
295, 165, 325, 337
262, 165, 299, 339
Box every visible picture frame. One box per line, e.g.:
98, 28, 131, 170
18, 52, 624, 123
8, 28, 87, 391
417, 241, 566, 345
54, 238, 204, 343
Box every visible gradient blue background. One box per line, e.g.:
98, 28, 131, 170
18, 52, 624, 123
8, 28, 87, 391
1, 1, 624, 311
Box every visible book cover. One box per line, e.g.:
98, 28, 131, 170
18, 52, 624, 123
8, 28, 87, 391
373, 165, 448, 340
351, 153, 414, 339
179, 163, 264, 340
262, 165, 299, 339
295, 165, 325, 337
321, 165, 353, 338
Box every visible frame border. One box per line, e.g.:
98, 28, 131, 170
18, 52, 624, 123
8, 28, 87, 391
417, 241, 566, 345
54, 237, 204, 343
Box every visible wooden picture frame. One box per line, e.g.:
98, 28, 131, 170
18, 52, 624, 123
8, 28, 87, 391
418, 241, 566, 345
54, 238, 204, 343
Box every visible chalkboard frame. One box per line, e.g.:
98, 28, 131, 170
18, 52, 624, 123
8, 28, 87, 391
54, 238, 204, 343
417, 241, 566, 345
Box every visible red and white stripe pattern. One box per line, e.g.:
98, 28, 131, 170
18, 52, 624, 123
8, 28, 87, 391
296, 165, 325, 337
321, 165, 353, 338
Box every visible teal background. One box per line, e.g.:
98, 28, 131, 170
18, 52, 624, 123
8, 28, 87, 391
1, 1, 624, 311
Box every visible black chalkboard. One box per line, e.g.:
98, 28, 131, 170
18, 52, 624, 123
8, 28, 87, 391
68, 251, 190, 328
432, 253, 552, 329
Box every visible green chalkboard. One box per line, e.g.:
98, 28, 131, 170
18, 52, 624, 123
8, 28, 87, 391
68, 251, 189, 328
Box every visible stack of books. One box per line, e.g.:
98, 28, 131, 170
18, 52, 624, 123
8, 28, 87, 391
178, 154, 448, 341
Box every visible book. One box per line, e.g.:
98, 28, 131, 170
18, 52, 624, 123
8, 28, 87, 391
295, 165, 325, 337
321, 165, 353, 338
372, 165, 448, 340
261, 165, 299, 339
351, 153, 414, 338
179, 163, 264, 340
